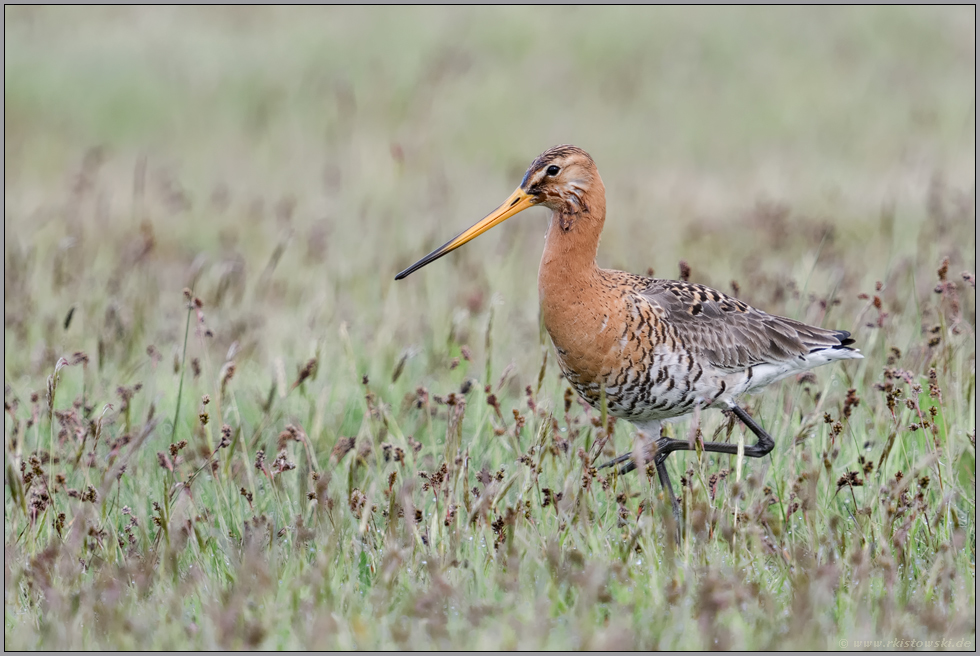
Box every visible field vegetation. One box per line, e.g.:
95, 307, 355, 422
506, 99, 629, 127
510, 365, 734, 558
4, 6, 976, 649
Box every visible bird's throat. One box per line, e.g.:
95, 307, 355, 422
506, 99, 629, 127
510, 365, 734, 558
537, 192, 606, 304
539, 211, 601, 288
537, 200, 614, 386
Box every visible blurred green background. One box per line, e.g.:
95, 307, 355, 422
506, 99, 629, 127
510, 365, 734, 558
4, 7, 975, 650
4, 4, 975, 384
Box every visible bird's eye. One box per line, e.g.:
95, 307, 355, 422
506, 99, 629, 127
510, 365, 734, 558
546, 165, 561, 176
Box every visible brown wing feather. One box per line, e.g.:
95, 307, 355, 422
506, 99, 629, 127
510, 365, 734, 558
638, 279, 852, 372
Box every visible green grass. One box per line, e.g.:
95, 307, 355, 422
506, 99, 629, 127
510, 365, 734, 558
4, 6, 976, 649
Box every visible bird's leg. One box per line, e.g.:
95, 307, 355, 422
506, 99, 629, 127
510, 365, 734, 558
599, 432, 688, 539
692, 405, 775, 458
598, 404, 774, 540
618, 406, 774, 463
607, 436, 688, 474
599, 404, 774, 471
654, 457, 682, 543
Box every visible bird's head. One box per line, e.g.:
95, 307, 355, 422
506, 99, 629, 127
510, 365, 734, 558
395, 145, 599, 280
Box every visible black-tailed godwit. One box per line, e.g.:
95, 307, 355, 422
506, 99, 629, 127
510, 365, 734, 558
396, 145, 862, 529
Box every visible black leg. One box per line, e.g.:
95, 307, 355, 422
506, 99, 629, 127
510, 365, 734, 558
655, 458, 681, 544
728, 405, 775, 457
598, 404, 775, 540
599, 432, 688, 539
601, 405, 774, 470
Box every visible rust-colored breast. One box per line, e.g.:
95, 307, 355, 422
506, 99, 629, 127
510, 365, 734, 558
543, 269, 710, 422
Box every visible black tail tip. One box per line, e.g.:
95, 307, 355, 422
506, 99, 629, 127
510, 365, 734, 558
833, 330, 856, 347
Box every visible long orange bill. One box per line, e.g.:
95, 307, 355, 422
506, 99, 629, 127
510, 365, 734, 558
395, 188, 536, 280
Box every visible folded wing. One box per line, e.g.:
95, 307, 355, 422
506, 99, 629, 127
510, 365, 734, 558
639, 279, 857, 373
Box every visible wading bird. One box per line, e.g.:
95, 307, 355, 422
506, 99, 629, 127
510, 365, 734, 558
395, 145, 861, 531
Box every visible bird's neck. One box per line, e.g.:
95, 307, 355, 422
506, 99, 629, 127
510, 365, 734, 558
537, 180, 607, 302
536, 180, 612, 385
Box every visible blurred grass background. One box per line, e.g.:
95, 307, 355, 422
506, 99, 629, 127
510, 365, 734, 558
5, 6, 975, 378
4, 6, 976, 649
